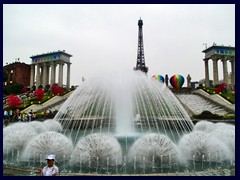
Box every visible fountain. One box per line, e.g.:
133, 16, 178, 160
3, 71, 235, 175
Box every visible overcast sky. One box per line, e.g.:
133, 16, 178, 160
3, 4, 235, 86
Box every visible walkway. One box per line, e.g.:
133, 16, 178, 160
3, 165, 235, 176
192, 89, 235, 112
176, 93, 228, 115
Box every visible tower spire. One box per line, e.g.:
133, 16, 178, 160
134, 18, 148, 74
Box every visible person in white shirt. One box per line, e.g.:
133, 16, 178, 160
38, 154, 59, 176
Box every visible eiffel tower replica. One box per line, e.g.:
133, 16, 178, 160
134, 18, 149, 74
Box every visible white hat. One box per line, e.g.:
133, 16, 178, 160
46, 154, 55, 160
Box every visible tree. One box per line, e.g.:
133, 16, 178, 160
38, 84, 43, 89
34, 88, 45, 101
3, 83, 24, 95
7, 94, 22, 109
44, 84, 50, 92
32, 85, 36, 92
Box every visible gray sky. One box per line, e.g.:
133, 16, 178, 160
3, 4, 235, 86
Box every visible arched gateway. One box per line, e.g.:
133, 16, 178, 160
29, 50, 72, 88
202, 45, 235, 88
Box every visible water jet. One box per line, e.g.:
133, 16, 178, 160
3, 71, 235, 175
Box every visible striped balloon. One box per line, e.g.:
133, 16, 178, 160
170, 74, 185, 90
152, 74, 164, 83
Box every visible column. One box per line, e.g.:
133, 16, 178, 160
222, 56, 228, 85
67, 63, 71, 88
58, 61, 64, 87
204, 58, 210, 88
30, 64, 35, 88
51, 61, 56, 86
230, 57, 235, 88
36, 64, 41, 86
46, 64, 50, 85
40, 66, 43, 85
212, 56, 219, 86
42, 63, 47, 87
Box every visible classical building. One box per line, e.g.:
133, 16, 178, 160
3, 62, 31, 87
202, 45, 235, 88
30, 50, 72, 88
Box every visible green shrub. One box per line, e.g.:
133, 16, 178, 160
200, 110, 213, 115
193, 111, 235, 119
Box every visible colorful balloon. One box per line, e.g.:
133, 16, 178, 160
152, 74, 164, 83
170, 74, 185, 90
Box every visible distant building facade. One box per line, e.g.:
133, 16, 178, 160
199, 79, 214, 88
3, 62, 31, 87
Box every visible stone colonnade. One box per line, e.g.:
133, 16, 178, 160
30, 60, 71, 88
203, 55, 235, 88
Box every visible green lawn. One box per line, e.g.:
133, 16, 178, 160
202, 87, 235, 104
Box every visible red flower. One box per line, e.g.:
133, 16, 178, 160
21, 87, 27, 93
51, 84, 63, 95
220, 82, 228, 89
34, 88, 45, 101
214, 82, 228, 93
7, 94, 22, 109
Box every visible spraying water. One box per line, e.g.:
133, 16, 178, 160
54, 70, 194, 142
3, 70, 235, 174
